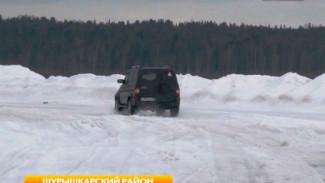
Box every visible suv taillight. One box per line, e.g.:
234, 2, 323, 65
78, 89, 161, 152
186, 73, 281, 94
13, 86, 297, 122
176, 87, 180, 97
135, 87, 140, 96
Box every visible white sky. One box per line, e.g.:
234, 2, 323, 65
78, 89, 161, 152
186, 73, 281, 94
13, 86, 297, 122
0, 0, 324, 27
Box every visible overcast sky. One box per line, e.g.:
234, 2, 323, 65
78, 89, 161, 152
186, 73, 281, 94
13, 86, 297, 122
0, 0, 324, 27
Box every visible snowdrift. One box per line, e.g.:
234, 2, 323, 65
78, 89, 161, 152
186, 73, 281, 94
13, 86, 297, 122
0, 65, 324, 106
178, 73, 325, 104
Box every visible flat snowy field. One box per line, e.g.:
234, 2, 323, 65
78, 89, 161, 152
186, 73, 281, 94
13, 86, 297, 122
0, 65, 324, 183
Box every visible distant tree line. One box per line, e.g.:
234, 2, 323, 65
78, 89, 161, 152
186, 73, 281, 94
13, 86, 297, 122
0, 15, 324, 78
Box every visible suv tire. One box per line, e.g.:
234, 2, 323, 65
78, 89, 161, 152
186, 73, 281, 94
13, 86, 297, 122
115, 98, 122, 112
127, 99, 135, 115
170, 107, 179, 117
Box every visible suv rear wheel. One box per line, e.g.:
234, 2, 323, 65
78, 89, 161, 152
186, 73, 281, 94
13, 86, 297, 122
127, 99, 135, 115
115, 98, 122, 112
170, 107, 179, 117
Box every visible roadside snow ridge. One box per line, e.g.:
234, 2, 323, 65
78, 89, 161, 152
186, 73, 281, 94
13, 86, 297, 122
0, 65, 324, 105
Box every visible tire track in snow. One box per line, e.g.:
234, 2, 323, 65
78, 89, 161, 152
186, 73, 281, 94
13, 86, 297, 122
1, 103, 325, 182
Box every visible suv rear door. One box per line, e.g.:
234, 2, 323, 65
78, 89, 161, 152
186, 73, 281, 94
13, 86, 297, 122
138, 69, 178, 102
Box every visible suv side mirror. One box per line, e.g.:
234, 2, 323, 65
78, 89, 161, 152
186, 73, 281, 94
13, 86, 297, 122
117, 79, 125, 84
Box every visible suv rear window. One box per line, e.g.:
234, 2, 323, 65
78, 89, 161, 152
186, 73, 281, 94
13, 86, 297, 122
139, 69, 177, 85
142, 73, 157, 81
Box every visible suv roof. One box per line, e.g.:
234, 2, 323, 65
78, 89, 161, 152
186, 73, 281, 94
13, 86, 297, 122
129, 66, 172, 70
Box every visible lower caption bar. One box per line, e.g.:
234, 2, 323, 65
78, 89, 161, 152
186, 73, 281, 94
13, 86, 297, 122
24, 175, 173, 183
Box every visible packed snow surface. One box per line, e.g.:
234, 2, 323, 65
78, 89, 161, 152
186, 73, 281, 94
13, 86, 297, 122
0, 65, 324, 183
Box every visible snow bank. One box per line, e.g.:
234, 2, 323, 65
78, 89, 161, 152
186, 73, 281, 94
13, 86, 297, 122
0, 65, 45, 84
0, 65, 324, 106
178, 72, 316, 103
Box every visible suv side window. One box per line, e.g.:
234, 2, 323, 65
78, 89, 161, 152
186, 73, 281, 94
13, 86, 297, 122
127, 70, 138, 87
132, 71, 137, 85
128, 71, 134, 85
124, 73, 130, 84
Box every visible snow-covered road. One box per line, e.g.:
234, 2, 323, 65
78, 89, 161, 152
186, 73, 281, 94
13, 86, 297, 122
1, 101, 324, 183
1, 65, 325, 183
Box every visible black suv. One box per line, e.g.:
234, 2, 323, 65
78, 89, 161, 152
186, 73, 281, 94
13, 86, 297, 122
115, 66, 180, 116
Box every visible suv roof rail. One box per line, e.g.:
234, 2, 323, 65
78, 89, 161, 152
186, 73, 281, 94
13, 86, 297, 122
163, 66, 171, 69
131, 65, 141, 69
